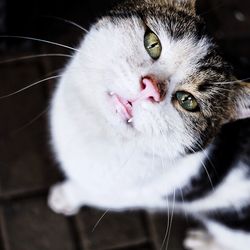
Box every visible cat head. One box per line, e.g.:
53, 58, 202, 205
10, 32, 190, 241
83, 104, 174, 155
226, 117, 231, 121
70, 0, 249, 159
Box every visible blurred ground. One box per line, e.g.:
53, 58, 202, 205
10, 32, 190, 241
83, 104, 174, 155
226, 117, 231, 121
0, 0, 250, 249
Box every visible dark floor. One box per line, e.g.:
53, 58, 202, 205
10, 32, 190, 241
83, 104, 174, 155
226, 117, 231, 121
0, 0, 250, 250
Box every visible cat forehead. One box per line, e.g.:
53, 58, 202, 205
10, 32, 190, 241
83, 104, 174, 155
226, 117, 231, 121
109, 2, 204, 39
94, 15, 212, 83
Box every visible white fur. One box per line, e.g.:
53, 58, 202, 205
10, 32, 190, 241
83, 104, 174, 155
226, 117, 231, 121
181, 162, 250, 213
184, 221, 250, 250
205, 221, 250, 250
184, 229, 226, 250
181, 162, 250, 250
48, 16, 211, 213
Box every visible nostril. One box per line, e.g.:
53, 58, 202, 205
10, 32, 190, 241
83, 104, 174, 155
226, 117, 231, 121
141, 81, 146, 91
148, 96, 156, 102
128, 101, 133, 107
132, 76, 162, 104
141, 77, 161, 102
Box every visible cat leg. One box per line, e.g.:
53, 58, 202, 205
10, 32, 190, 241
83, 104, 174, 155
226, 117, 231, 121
48, 180, 85, 216
48, 179, 170, 214
184, 229, 226, 250
103, 191, 169, 211
184, 221, 250, 250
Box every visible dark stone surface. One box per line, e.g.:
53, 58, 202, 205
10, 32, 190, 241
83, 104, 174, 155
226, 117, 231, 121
76, 208, 149, 250
0, 56, 62, 198
104, 242, 153, 250
147, 213, 189, 250
0, 207, 7, 250
2, 197, 76, 250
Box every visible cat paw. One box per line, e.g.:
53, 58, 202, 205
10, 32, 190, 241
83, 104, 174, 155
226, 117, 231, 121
48, 182, 81, 216
184, 230, 224, 250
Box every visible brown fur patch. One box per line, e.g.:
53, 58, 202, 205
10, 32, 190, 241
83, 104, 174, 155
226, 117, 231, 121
109, 0, 248, 151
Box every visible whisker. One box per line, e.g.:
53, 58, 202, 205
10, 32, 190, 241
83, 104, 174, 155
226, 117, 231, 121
193, 141, 217, 174
151, 135, 156, 170
177, 187, 189, 222
164, 189, 175, 250
92, 209, 110, 232
0, 53, 72, 64
119, 138, 138, 170
157, 127, 175, 250
11, 107, 49, 135
45, 16, 89, 33
212, 78, 250, 85
44, 68, 64, 78
0, 75, 62, 99
159, 124, 215, 196
159, 189, 170, 250
166, 121, 215, 180
0, 35, 79, 52
201, 161, 214, 190
188, 146, 215, 191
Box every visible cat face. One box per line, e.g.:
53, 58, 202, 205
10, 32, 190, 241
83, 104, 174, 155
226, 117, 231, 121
69, 0, 249, 158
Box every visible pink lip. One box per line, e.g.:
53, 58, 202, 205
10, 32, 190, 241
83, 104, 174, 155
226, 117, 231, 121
109, 77, 161, 122
111, 93, 133, 120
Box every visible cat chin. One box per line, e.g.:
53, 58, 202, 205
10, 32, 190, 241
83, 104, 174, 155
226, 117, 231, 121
100, 103, 189, 160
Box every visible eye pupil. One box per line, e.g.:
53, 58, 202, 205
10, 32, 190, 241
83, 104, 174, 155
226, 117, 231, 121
144, 30, 162, 60
147, 42, 159, 49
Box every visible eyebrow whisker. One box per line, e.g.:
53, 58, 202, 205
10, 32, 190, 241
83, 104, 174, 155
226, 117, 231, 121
0, 53, 72, 64
45, 16, 89, 33
0, 75, 62, 99
0, 35, 79, 52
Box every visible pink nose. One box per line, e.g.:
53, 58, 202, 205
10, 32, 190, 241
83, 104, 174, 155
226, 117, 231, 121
133, 77, 161, 103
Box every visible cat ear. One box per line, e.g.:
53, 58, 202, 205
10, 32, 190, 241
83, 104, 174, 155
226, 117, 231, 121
234, 82, 250, 120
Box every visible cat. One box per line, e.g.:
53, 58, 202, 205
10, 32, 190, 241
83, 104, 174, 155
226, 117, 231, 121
48, 0, 250, 249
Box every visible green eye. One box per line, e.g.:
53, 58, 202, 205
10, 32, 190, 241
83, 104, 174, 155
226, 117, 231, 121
175, 91, 199, 112
144, 30, 162, 60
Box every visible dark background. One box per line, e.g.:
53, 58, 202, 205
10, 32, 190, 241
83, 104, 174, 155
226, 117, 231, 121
1, 0, 250, 77
0, 1, 249, 250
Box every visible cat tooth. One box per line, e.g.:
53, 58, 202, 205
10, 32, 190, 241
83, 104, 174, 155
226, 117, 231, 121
109, 92, 115, 96
128, 118, 133, 123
